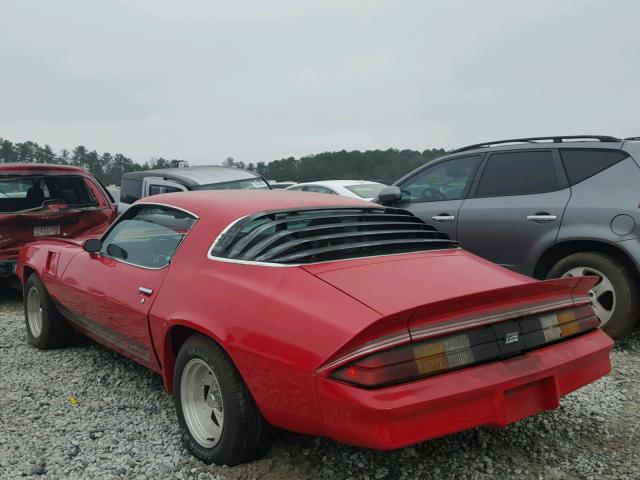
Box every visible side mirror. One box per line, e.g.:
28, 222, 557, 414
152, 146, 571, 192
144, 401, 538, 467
375, 186, 402, 204
83, 239, 102, 253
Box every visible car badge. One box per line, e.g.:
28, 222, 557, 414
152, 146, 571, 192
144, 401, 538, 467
504, 331, 519, 344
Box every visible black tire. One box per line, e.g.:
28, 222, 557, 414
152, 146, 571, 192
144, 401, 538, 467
547, 252, 640, 338
173, 334, 273, 466
23, 273, 73, 349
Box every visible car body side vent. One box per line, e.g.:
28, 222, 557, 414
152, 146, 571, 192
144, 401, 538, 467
210, 206, 457, 264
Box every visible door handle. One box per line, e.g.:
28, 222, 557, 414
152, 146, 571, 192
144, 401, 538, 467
526, 214, 557, 222
138, 287, 153, 295
432, 215, 455, 222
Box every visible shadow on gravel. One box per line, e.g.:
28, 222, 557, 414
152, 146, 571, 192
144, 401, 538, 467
0, 283, 21, 303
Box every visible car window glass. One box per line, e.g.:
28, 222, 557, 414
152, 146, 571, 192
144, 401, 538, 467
101, 205, 196, 268
0, 175, 97, 212
345, 183, 385, 198
120, 178, 142, 204
401, 156, 481, 203
149, 184, 183, 196
560, 149, 628, 185
305, 185, 336, 194
476, 151, 559, 197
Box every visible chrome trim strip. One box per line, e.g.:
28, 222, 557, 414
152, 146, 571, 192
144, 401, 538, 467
134, 201, 200, 219
315, 332, 411, 374
410, 298, 580, 341
208, 246, 460, 268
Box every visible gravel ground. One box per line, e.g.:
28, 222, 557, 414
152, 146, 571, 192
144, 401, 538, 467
1, 287, 639, 480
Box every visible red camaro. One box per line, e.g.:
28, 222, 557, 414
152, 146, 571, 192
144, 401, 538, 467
17, 190, 613, 466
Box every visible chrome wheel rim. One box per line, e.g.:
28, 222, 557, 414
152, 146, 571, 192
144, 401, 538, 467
180, 358, 224, 448
26, 287, 43, 338
562, 267, 616, 326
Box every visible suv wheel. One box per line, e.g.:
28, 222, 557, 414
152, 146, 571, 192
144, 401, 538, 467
547, 252, 639, 338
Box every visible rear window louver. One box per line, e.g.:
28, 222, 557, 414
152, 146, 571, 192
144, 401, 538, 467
210, 207, 457, 264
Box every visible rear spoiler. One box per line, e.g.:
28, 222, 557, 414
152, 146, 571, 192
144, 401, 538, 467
408, 276, 597, 341
317, 277, 597, 374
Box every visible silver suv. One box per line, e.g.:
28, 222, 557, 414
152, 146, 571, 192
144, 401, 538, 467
377, 136, 640, 338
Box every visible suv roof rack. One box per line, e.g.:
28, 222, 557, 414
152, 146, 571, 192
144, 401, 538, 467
451, 135, 622, 154
624, 137, 640, 141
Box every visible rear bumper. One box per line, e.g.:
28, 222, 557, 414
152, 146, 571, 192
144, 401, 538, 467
315, 329, 613, 449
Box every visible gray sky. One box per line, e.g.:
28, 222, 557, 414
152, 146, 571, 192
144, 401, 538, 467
1, 0, 639, 165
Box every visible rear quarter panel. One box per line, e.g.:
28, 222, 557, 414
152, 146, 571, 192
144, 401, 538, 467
559, 157, 640, 243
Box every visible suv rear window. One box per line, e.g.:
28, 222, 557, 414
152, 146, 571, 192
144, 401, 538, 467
0, 175, 98, 213
560, 149, 628, 185
475, 151, 560, 197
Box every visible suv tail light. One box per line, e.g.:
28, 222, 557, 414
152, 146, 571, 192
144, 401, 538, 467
330, 304, 598, 388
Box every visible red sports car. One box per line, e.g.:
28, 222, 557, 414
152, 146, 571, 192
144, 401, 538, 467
17, 190, 613, 466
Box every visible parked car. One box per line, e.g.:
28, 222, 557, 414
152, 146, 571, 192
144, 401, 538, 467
18, 190, 612, 465
118, 166, 270, 211
267, 180, 297, 189
0, 163, 116, 284
286, 180, 387, 201
376, 136, 640, 338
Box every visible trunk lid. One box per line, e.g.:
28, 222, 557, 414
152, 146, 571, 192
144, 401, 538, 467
302, 250, 535, 316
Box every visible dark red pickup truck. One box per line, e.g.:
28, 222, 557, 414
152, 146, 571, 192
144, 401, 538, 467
0, 163, 117, 282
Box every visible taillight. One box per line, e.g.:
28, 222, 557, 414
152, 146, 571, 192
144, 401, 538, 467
330, 304, 598, 388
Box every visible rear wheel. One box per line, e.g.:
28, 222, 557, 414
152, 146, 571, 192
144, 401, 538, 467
23, 274, 73, 349
173, 334, 272, 466
547, 252, 639, 338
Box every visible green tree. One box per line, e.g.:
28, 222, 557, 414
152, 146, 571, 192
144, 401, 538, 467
58, 149, 70, 165
71, 146, 88, 167
0, 139, 17, 162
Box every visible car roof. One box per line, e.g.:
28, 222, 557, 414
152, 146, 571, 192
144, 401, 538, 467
292, 180, 383, 188
0, 163, 90, 174
139, 190, 375, 221
122, 165, 261, 186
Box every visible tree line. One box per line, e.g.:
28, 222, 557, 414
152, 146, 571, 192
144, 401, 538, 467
1, 137, 446, 186
0, 138, 186, 186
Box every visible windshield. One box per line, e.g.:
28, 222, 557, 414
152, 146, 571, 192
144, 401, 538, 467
194, 178, 270, 191
0, 175, 98, 213
344, 183, 386, 198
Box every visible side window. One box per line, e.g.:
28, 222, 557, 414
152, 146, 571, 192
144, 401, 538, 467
101, 205, 196, 268
560, 149, 628, 185
306, 185, 336, 194
120, 178, 142, 204
148, 184, 183, 196
475, 151, 560, 197
400, 156, 481, 203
